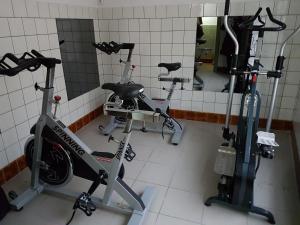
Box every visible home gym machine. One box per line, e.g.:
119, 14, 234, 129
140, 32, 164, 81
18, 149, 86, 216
1, 50, 156, 225
204, 0, 300, 224
94, 41, 190, 145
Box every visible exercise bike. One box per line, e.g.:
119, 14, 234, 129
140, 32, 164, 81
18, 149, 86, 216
2, 50, 156, 225
204, 1, 300, 224
93, 41, 189, 145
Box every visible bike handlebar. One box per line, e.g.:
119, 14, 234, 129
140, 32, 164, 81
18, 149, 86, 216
0, 50, 61, 76
93, 41, 135, 55
239, 7, 286, 32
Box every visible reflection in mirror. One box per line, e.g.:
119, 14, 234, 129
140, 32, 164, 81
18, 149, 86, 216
56, 19, 100, 101
193, 16, 252, 93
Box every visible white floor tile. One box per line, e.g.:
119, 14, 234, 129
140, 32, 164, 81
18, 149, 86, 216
202, 205, 247, 225
2, 116, 299, 225
156, 214, 200, 225
137, 162, 174, 186
161, 188, 204, 223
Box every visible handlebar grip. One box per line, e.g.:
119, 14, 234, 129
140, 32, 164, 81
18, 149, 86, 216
265, 7, 286, 31
239, 7, 262, 29
31, 50, 45, 58
224, 0, 230, 15
158, 77, 190, 83
5, 53, 20, 64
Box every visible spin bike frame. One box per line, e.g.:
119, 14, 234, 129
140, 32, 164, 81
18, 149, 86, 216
95, 42, 188, 145
8, 51, 155, 225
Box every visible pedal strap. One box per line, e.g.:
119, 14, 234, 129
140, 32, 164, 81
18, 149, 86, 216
66, 192, 96, 225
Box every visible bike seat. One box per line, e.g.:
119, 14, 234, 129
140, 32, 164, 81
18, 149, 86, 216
158, 62, 181, 72
102, 83, 144, 100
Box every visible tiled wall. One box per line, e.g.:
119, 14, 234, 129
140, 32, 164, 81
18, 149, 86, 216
94, 0, 300, 122
0, 0, 106, 170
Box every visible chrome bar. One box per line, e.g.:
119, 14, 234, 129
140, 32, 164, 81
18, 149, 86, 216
224, 15, 239, 129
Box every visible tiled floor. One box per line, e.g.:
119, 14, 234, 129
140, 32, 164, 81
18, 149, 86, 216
2, 116, 300, 225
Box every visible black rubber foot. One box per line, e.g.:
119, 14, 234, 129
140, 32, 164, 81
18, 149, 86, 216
172, 143, 178, 146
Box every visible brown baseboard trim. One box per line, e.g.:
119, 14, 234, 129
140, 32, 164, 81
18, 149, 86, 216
0, 105, 103, 185
169, 109, 293, 130
291, 125, 300, 196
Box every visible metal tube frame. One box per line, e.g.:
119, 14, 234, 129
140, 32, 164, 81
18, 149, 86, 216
9, 64, 155, 225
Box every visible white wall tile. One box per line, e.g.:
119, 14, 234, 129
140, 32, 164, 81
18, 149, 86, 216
178, 5, 191, 17
9, 90, 24, 109
12, 0, 27, 17
8, 18, 24, 36
144, 6, 155, 19
244, 2, 260, 15
38, 2, 50, 18
23, 18, 36, 36
230, 2, 245, 16
203, 102, 214, 113
173, 31, 184, 43
123, 7, 134, 19
0, 112, 14, 132
162, 18, 172, 31
37, 35, 50, 50
151, 32, 160, 43
35, 19, 48, 34
26, 101, 39, 119
16, 121, 30, 140
47, 19, 57, 34
26, 36, 39, 50
0, 151, 8, 169
0, 18, 11, 38
5, 75, 21, 93
6, 142, 21, 163
289, 0, 300, 15
184, 31, 196, 43
150, 19, 161, 32
172, 18, 184, 30
215, 103, 227, 114
113, 7, 123, 19
191, 4, 203, 17
12, 36, 27, 54
140, 19, 150, 32
134, 7, 144, 18
49, 3, 59, 18
0, 0, 14, 17
184, 18, 197, 31
58, 4, 68, 18
156, 5, 166, 18
166, 5, 178, 18
203, 91, 216, 103
2, 127, 18, 148
0, 37, 13, 57
204, 3, 217, 17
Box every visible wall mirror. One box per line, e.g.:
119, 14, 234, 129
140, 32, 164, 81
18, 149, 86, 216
56, 19, 100, 101
193, 16, 252, 93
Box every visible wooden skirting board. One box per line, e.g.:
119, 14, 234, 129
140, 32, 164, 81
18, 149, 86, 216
0, 106, 296, 186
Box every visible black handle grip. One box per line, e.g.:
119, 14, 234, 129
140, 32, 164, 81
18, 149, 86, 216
158, 77, 190, 83
31, 50, 45, 58
5, 53, 20, 64
239, 7, 262, 29
264, 7, 286, 31
224, 0, 230, 15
